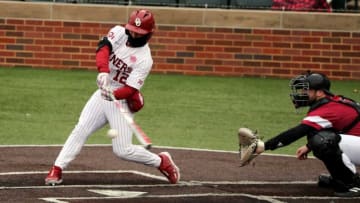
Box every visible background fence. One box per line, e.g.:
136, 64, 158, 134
19, 0, 359, 12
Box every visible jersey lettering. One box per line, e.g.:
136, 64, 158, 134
109, 52, 133, 85
107, 31, 115, 40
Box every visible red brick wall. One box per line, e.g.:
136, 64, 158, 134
1, 18, 360, 80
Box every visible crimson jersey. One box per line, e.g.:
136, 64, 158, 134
302, 97, 360, 136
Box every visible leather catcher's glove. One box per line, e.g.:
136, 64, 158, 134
238, 127, 264, 167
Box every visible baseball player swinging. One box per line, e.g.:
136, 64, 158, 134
238, 71, 360, 197
45, 9, 180, 185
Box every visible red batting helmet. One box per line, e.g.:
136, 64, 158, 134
125, 9, 155, 35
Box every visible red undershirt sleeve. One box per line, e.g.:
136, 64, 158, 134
113, 85, 137, 100
96, 46, 110, 73
96, 45, 136, 99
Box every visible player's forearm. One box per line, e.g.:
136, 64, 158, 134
265, 124, 314, 150
113, 85, 137, 100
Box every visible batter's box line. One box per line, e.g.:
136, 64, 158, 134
0, 170, 196, 190
40, 193, 285, 203
189, 180, 318, 185
42, 192, 353, 203
0, 170, 165, 181
0, 170, 165, 187
0, 170, 326, 189
0, 170, 211, 189
0, 170, 201, 190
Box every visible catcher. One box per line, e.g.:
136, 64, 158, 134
238, 71, 360, 197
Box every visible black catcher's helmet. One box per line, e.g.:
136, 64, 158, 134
306, 73, 331, 92
289, 72, 331, 108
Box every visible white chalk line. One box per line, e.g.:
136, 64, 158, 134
39, 192, 358, 203
0, 169, 318, 190
40, 193, 287, 203
0, 170, 316, 186
0, 144, 315, 158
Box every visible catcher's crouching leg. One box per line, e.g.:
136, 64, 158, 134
238, 128, 265, 167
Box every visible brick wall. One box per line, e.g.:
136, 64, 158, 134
1, 2, 360, 80
0, 18, 110, 70
151, 26, 360, 80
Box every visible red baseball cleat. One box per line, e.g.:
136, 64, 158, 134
45, 165, 63, 186
158, 152, 180, 184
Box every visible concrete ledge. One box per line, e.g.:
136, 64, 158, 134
52, 3, 129, 22
282, 12, 360, 31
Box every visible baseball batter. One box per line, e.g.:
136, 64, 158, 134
45, 9, 180, 185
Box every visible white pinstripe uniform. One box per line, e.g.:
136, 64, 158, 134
53, 25, 161, 169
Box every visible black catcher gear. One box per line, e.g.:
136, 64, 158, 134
290, 72, 331, 108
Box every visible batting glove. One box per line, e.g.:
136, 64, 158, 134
100, 86, 114, 101
96, 72, 110, 89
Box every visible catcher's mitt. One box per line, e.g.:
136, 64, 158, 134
238, 127, 264, 167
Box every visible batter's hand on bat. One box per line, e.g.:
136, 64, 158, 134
97, 72, 110, 88
296, 145, 310, 160
100, 86, 113, 101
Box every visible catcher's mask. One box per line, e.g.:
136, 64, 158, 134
289, 72, 331, 108
125, 9, 155, 47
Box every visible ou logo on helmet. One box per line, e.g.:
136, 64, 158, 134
135, 18, 141, 27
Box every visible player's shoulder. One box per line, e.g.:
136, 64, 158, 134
142, 44, 152, 54
107, 25, 126, 45
140, 44, 153, 61
133, 45, 153, 68
109, 25, 125, 34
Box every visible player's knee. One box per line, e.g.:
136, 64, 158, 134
113, 146, 135, 160
307, 130, 341, 160
72, 123, 92, 138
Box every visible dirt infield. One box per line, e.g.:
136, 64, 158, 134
0, 145, 359, 203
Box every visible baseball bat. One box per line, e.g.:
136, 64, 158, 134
110, 94, 152, 149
